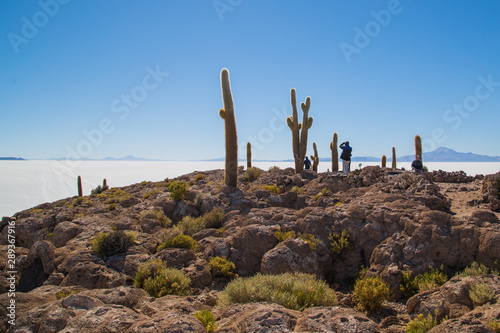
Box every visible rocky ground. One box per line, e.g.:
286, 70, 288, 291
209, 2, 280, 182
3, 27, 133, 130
1, 166, 500, 332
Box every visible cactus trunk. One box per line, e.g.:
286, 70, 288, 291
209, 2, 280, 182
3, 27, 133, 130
415, 135, 422, 162
381, 155, 387, 168
392, 147, 396, 169
311, 142, 319, 172
219, 68, 238, 187
287, 88, 313, 174
247, 142, 252, 169
77, 175, 82, 197
330, 132, 338, 172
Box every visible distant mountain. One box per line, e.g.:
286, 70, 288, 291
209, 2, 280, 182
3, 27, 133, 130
0, 157, 26, 161
398, 147, 500, 162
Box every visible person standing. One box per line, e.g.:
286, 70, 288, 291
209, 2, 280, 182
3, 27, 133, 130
339, 141, 352, 175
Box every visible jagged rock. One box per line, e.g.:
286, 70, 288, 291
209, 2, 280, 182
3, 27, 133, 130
152, 248, 197, 269
80, 286, 149, 309
52, 221, 82, 248
261, 237, 321, 276
182, 258, 212, 289
17, 240, 56, 292
60, 261, 127, 289
295, 306, 380, 332
127, 313, 207, 332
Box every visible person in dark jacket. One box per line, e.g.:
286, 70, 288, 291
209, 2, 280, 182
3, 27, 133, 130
304, 156, 312, 170
412, 155, 423, 174
339, 141, 352, 175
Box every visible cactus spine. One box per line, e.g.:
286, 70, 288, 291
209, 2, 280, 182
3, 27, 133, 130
381, 155, 387, 168
330, 132, 338, 172
415, 135, 422, 162
392, 147, 396, 169
247, 142, 252, 169
77, 175, 82, 197
286, 88, 313, 173
219, 68, 238, 188
310, 142, 319, 172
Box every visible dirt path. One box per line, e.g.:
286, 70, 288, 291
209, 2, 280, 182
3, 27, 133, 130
437, 181, 500, 220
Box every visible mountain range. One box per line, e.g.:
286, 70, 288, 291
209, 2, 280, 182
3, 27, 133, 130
2, 148, 500, 162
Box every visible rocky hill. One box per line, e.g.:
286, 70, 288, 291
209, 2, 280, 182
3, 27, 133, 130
1, 166, 500, 332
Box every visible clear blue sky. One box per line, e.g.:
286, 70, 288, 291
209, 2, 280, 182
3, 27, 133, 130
1, 0, 499, 161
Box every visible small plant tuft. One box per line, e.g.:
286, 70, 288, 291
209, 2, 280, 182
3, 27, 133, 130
313, 188, 328, 200
209, 256, 237, 278
290, 186, 305, 195
157, 234, 197, 252
139, 209, 171, 228
194, 174, 205, 182
194, 310, 218, 333
458, 261, 497, 277
262, 184, 280, 194
405, 310, 446, 333
489, 320, 500, 332
353, 275, 390, 312
329, 227, 352, 255
246, 167, 263, 182
469, 283, 494, 306
91, 230, 136, 259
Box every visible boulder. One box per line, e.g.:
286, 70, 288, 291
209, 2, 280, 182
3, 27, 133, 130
60, 262, 127, 289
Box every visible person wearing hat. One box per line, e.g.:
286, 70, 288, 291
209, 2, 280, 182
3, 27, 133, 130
412, 155, 423, 174
339, 141, 352, 175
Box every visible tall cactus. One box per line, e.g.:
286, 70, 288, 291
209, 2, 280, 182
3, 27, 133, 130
246, 142, 252, 169
219, 68, 238, 187
392, 147, 397, 169
330, 132, 338, 172
287, 88, 313, 173
381, 155, 387, 168
415, 135, 422, 162
77, 175, 82, 197
310, 142, 319, 172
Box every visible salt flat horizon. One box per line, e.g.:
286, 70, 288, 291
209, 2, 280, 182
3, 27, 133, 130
1, 160, 499, 218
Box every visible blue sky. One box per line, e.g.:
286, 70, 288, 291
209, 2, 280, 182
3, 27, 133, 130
1, 0, 499, 161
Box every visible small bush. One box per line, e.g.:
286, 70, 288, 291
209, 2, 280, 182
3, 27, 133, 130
268, 166, 281, 172
134, 259, 167, 288
273, 227, 296, 242
203, 207, 225, 229
400, 270, 419, 299
209, 256, 236, 278
177, 215, 205, 235
469, 283, 494, 306
143, 190, 161, 199
157, 234, 197, 252
458, 262, 494, 277
313, 188, 328, 201
139, 209, 171, 228
300, 233, 320, 251
405, 310, 444, 333
168, 181, 187, 201
107, 203, 116, 211
290, 186, 305, 195
194, 310, 218, 333
91, 184, 109, 196
246, 167, 263, 182
329, 227, 352, 255
143, 268, 191, 297
489, 320, 500, 332
353, 275, 390, 312
91, 230, 135, 259
194, 174, 205, 182
99, 188, 130, 204
217, 272, 337, 311
262, 184, 280, 194
415, 266, 448, 292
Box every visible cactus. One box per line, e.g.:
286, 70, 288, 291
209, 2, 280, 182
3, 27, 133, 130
103, 179, 107, 187
415, 135, 422, 162
310, 142, 319, 172
77, 175, 82, 197
381, 155, 387, 168
329, 132, 339, 172
286, 88, 313, 173
219, 68, 238, 187
391, 147, 396, 169
247, 142, 252, 169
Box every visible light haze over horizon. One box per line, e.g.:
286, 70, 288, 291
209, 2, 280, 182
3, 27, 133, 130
1, 1, 500, 162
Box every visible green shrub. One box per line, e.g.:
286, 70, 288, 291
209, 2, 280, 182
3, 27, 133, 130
91, 230, 135, 259
329, 227, 352, 255
98, 188, 130, 204
168, 181, 187, 201
194, 174, 205, 182
143, 190, 161, 199
139, 209, 171, 228
209, 256, 236, 278
91, 184, 109, 196
489, 320, 500, 332
177, 215, 205, 235
273, 227, 296, 242
268, 166, 281, 172
134, 259, 167, 288
400, 270, 419, 299
415, 266, 448, 292
313, 188, 328, 201
290, 186, 305, 195
262, 184, 280, 194
353, 275, 390, 312
143, 268, 191, 297
405, 310, 445, 333
107, 203, 116, 211
246, 167, 263, 182
203, 207, 225, 229
469, 283, 494, 306
217, 272, 337, 311
157, 234, 197, 252
300, 233, 320, 251
458, 262, 495, 277
194, 310, 218, 333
